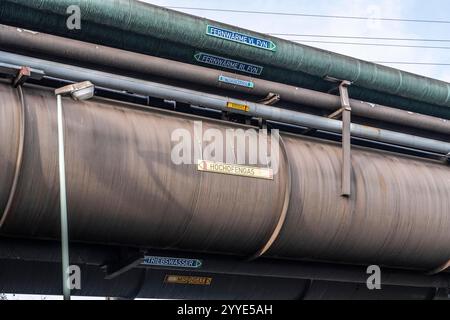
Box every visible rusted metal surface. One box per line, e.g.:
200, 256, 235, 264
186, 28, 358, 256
0, 83, 450, 270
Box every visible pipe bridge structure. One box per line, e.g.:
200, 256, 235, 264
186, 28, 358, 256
0, 1, 449, 300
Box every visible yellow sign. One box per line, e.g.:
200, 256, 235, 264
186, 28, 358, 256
227, 101, 249, 112
198, 160, 273, 180
164, 275, 213, 286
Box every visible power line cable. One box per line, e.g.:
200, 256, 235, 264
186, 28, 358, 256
374, 62, 450, 66
294, 40, 450, 50
165, 6, 450, 24
163, 7, 450, 68
270, 33, 450, 42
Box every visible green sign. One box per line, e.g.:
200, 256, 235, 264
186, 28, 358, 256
194, 52, 264, 75
219, 75, 254, 88
206, 25, 276, 52
141, 256, 202, 269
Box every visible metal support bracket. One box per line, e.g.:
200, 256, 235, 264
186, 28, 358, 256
339, 81, 352, 197
328, 107, 344, 120
301, 107, 346, 135
258, 92, 280, 105
0, 62, 45, 84
12, 67, 31, 88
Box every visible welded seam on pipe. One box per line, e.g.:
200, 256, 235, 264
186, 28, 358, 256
165, 133, 206, 250
248, 135, 292, 260
0, 85, 25, 228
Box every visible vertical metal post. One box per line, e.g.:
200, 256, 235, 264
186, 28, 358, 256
57, 94, 71, 300
339, 81, 352, 197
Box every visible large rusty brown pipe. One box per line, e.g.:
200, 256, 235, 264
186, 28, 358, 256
0, 25, 449, 135
1, 83, 450, 271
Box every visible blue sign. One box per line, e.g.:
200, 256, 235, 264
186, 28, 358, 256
218, 75, 254, 88
206, 25, 277, 52
141, 256, 202, 269
194, 52, 264, 76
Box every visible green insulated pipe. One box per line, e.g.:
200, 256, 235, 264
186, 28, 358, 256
1, 0, 450, 118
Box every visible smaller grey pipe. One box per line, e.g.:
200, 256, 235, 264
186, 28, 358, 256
1, 25, 449, 135
1, 51, 449, 155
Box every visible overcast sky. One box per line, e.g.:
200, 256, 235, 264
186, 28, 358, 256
141, 0, 450, 82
